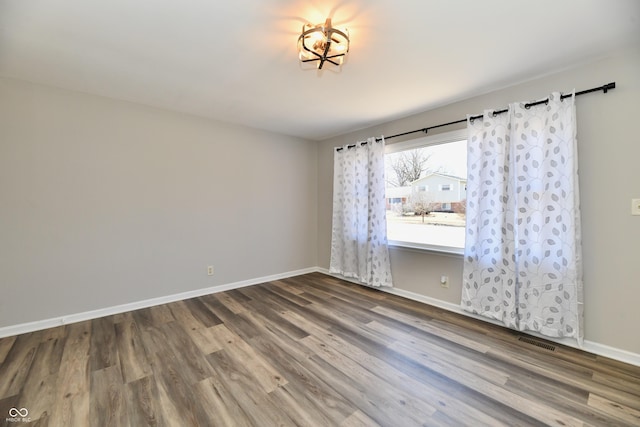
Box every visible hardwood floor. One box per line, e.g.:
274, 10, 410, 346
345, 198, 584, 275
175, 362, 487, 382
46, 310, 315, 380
1, 272, 639, 426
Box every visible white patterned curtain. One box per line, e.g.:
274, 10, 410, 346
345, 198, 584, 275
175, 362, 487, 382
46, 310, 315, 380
462, 92, 583, 343
330, 137, 393, 287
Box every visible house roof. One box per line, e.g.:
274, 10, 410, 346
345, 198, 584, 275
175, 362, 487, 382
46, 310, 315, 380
1, 1, 638, 141
410, 173, 467, 185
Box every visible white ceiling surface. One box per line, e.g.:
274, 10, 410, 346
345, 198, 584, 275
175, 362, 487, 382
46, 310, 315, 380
1, 1, 638, 141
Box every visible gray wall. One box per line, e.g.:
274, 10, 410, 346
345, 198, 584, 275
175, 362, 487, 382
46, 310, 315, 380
0, 78, 318, 327
318, 47, 640, 355
2, 47, 639, 356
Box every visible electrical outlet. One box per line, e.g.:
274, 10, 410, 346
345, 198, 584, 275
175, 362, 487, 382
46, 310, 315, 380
207, 266, 214, 276
632, 199, 640, 216
440, 275, 449, 288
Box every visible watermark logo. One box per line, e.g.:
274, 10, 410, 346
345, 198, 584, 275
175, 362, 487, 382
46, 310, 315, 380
6, 407, 31, 423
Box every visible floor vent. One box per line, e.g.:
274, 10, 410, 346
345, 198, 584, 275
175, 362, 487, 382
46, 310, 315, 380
518, 336, 556, 351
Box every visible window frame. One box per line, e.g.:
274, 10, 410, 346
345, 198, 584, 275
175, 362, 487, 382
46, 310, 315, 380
384, 128, 467, 256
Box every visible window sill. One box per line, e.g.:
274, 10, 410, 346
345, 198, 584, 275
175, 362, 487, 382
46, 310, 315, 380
388, 240, 464, 256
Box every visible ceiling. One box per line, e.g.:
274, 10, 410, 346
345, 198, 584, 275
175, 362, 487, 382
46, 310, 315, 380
1, 1, 638, 141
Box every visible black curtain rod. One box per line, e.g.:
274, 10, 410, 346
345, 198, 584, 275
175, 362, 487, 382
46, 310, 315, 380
377, 82, 615, 142
336, 82, 615, 150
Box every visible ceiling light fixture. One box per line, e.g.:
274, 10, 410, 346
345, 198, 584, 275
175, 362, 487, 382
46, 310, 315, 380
297, 18, 349, 70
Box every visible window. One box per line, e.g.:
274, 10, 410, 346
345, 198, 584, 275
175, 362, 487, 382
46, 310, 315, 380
384, 129, 467, 254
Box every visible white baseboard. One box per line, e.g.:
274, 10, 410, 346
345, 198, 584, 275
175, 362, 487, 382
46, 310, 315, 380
3, 266, 638, 367
317, 268, 640, 367
0, 267, 317, 339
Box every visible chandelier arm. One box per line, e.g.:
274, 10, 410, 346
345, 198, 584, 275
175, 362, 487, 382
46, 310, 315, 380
301, 44, 323, 59
324, 58, 341, 67
328, 28, 349, 41
318, 32, 333, 69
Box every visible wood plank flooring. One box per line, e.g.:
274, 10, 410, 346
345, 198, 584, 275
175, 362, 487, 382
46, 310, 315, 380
1, 272, 639, 426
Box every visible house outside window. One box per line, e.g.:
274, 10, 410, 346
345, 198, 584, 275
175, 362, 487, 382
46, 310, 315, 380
384, 129, 467, 254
